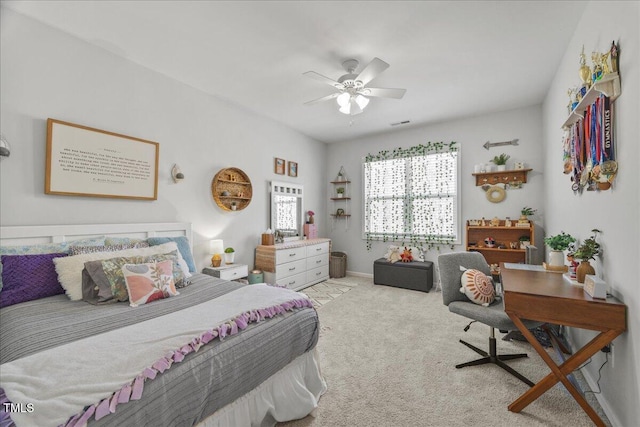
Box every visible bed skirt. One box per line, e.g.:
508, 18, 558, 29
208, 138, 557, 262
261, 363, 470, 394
199, 349, 327, 427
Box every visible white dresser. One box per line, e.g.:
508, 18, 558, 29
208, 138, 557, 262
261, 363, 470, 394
255, 238, 330, 291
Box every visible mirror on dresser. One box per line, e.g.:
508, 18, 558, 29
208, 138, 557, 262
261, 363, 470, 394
270, 181, 303, 241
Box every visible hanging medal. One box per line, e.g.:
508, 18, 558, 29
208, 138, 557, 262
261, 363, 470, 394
600, 94, 617, 189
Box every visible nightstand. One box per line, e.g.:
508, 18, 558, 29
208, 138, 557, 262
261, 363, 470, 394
202, 264, 249, 281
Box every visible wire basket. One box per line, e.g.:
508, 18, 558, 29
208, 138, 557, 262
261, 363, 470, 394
330, 252, 347, 278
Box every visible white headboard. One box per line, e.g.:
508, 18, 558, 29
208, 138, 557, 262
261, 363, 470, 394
0, 222, 192, 250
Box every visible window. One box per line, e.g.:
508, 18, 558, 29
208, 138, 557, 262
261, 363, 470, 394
363, 143, 460, 249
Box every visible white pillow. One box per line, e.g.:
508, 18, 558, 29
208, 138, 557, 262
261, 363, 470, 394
459, 266, 496, 306
54, 242, 186, 300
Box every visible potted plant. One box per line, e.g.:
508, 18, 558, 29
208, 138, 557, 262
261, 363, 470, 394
519, 235, 531, 249
519, 206, 536, 224
336, 187, 345, 198
224, 247, 235, 264
573, 229, 601, 283
491, 153, 510, 171
544, 231, 576, 267
230, 201, 237, 211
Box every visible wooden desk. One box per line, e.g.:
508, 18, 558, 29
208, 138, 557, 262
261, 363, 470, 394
500, 264, 626, 427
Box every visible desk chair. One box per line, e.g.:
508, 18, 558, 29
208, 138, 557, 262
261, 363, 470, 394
438, 252, 543, 386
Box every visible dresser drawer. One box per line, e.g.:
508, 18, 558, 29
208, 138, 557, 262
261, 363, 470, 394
276, 259, 307, 280
306, 253, 328, 270
277, 272, 307, 290
307, 265, 329, 285
275, 246, 306, 265
306, 242, 329, 257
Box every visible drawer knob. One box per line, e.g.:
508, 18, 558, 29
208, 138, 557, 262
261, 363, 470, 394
289, 253, 296, 257
289, 267, 296, 271
316, 260, 321, 264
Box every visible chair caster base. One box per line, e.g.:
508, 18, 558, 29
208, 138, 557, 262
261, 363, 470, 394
456, 338, 534, 387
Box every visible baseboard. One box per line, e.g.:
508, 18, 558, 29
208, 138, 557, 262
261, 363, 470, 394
345, 270, 372, 279
565, 329, 621, 427
579, 360, 621, 427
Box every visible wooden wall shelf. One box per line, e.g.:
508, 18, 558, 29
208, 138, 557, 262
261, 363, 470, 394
211, 167, 253, 211
472, 169, 532, 186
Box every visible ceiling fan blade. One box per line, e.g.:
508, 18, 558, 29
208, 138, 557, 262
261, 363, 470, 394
303, 71, 345, 90
355, 57, 389, 85
304, 92, 341, 105
360, 87, 407, 99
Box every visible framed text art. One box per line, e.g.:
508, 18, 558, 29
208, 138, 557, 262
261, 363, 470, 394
288, 161, 298, 177
275, 157, 285, 175
45, 119, 159, 200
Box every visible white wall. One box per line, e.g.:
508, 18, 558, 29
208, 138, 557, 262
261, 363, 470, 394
0, 8, 328, 270
327, 104, 545, 275
542, 2, 639, 425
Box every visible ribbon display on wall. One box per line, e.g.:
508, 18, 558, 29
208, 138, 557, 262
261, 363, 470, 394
563, 94, 617, 193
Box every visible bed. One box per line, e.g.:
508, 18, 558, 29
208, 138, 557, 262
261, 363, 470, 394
0, 223, 326, 427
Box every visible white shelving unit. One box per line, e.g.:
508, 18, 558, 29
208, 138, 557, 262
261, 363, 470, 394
562, 72, 621, 129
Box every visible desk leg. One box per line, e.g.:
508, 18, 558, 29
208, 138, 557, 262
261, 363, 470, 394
507, 314, 621, 427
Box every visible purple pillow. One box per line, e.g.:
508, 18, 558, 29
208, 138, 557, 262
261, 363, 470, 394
0, 253, 67, 308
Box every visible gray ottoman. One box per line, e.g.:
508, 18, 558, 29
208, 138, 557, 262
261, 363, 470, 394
373, 258, 434, 292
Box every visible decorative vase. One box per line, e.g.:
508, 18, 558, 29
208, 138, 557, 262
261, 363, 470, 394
224, 252, 235, 264
211, 254, 221, 267
548, 250, 565, 267
576, 260, 595, 284
309, 215, 314, 224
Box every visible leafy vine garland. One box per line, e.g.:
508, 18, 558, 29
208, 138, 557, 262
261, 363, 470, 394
364, 141, 458, 252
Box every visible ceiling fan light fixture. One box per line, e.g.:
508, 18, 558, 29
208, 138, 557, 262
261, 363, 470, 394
306, 57, 404, 115
336, 92, 350, 107
355, 94, 369, 109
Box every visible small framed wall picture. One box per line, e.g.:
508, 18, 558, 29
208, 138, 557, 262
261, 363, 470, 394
288, 161, 298, 177
274, 158, 285, 175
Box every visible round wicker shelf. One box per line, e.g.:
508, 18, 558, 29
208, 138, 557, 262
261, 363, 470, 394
211, 167, 252, 211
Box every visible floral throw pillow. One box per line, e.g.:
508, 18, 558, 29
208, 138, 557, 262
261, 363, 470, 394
97, 249, 184, 301
101, 251, 185, 302
459, 267, 496, 306
122, 260, 179, 307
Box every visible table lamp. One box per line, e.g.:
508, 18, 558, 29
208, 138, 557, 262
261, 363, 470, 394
210, 239, 224, 267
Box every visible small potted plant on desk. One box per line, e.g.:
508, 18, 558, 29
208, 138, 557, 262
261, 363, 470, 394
573, 229, 601, 283
544, 232, 576, 267
491, 153, 510, 171
224, 247, 235, 264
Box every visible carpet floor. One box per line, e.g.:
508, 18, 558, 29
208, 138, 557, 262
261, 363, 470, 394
279, 276, 610, 427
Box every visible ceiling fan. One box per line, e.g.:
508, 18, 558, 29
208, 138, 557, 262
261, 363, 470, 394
303, 57, 406, 116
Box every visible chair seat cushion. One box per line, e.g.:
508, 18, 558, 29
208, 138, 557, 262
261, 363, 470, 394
449, 299, 542, 331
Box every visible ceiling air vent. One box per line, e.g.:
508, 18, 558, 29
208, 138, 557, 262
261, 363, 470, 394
390, 120, 411, 127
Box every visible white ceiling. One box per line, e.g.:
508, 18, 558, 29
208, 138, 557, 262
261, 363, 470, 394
3, 1, 587, 143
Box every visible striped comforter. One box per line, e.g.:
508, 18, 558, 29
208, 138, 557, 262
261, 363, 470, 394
0, 274, 319, 426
